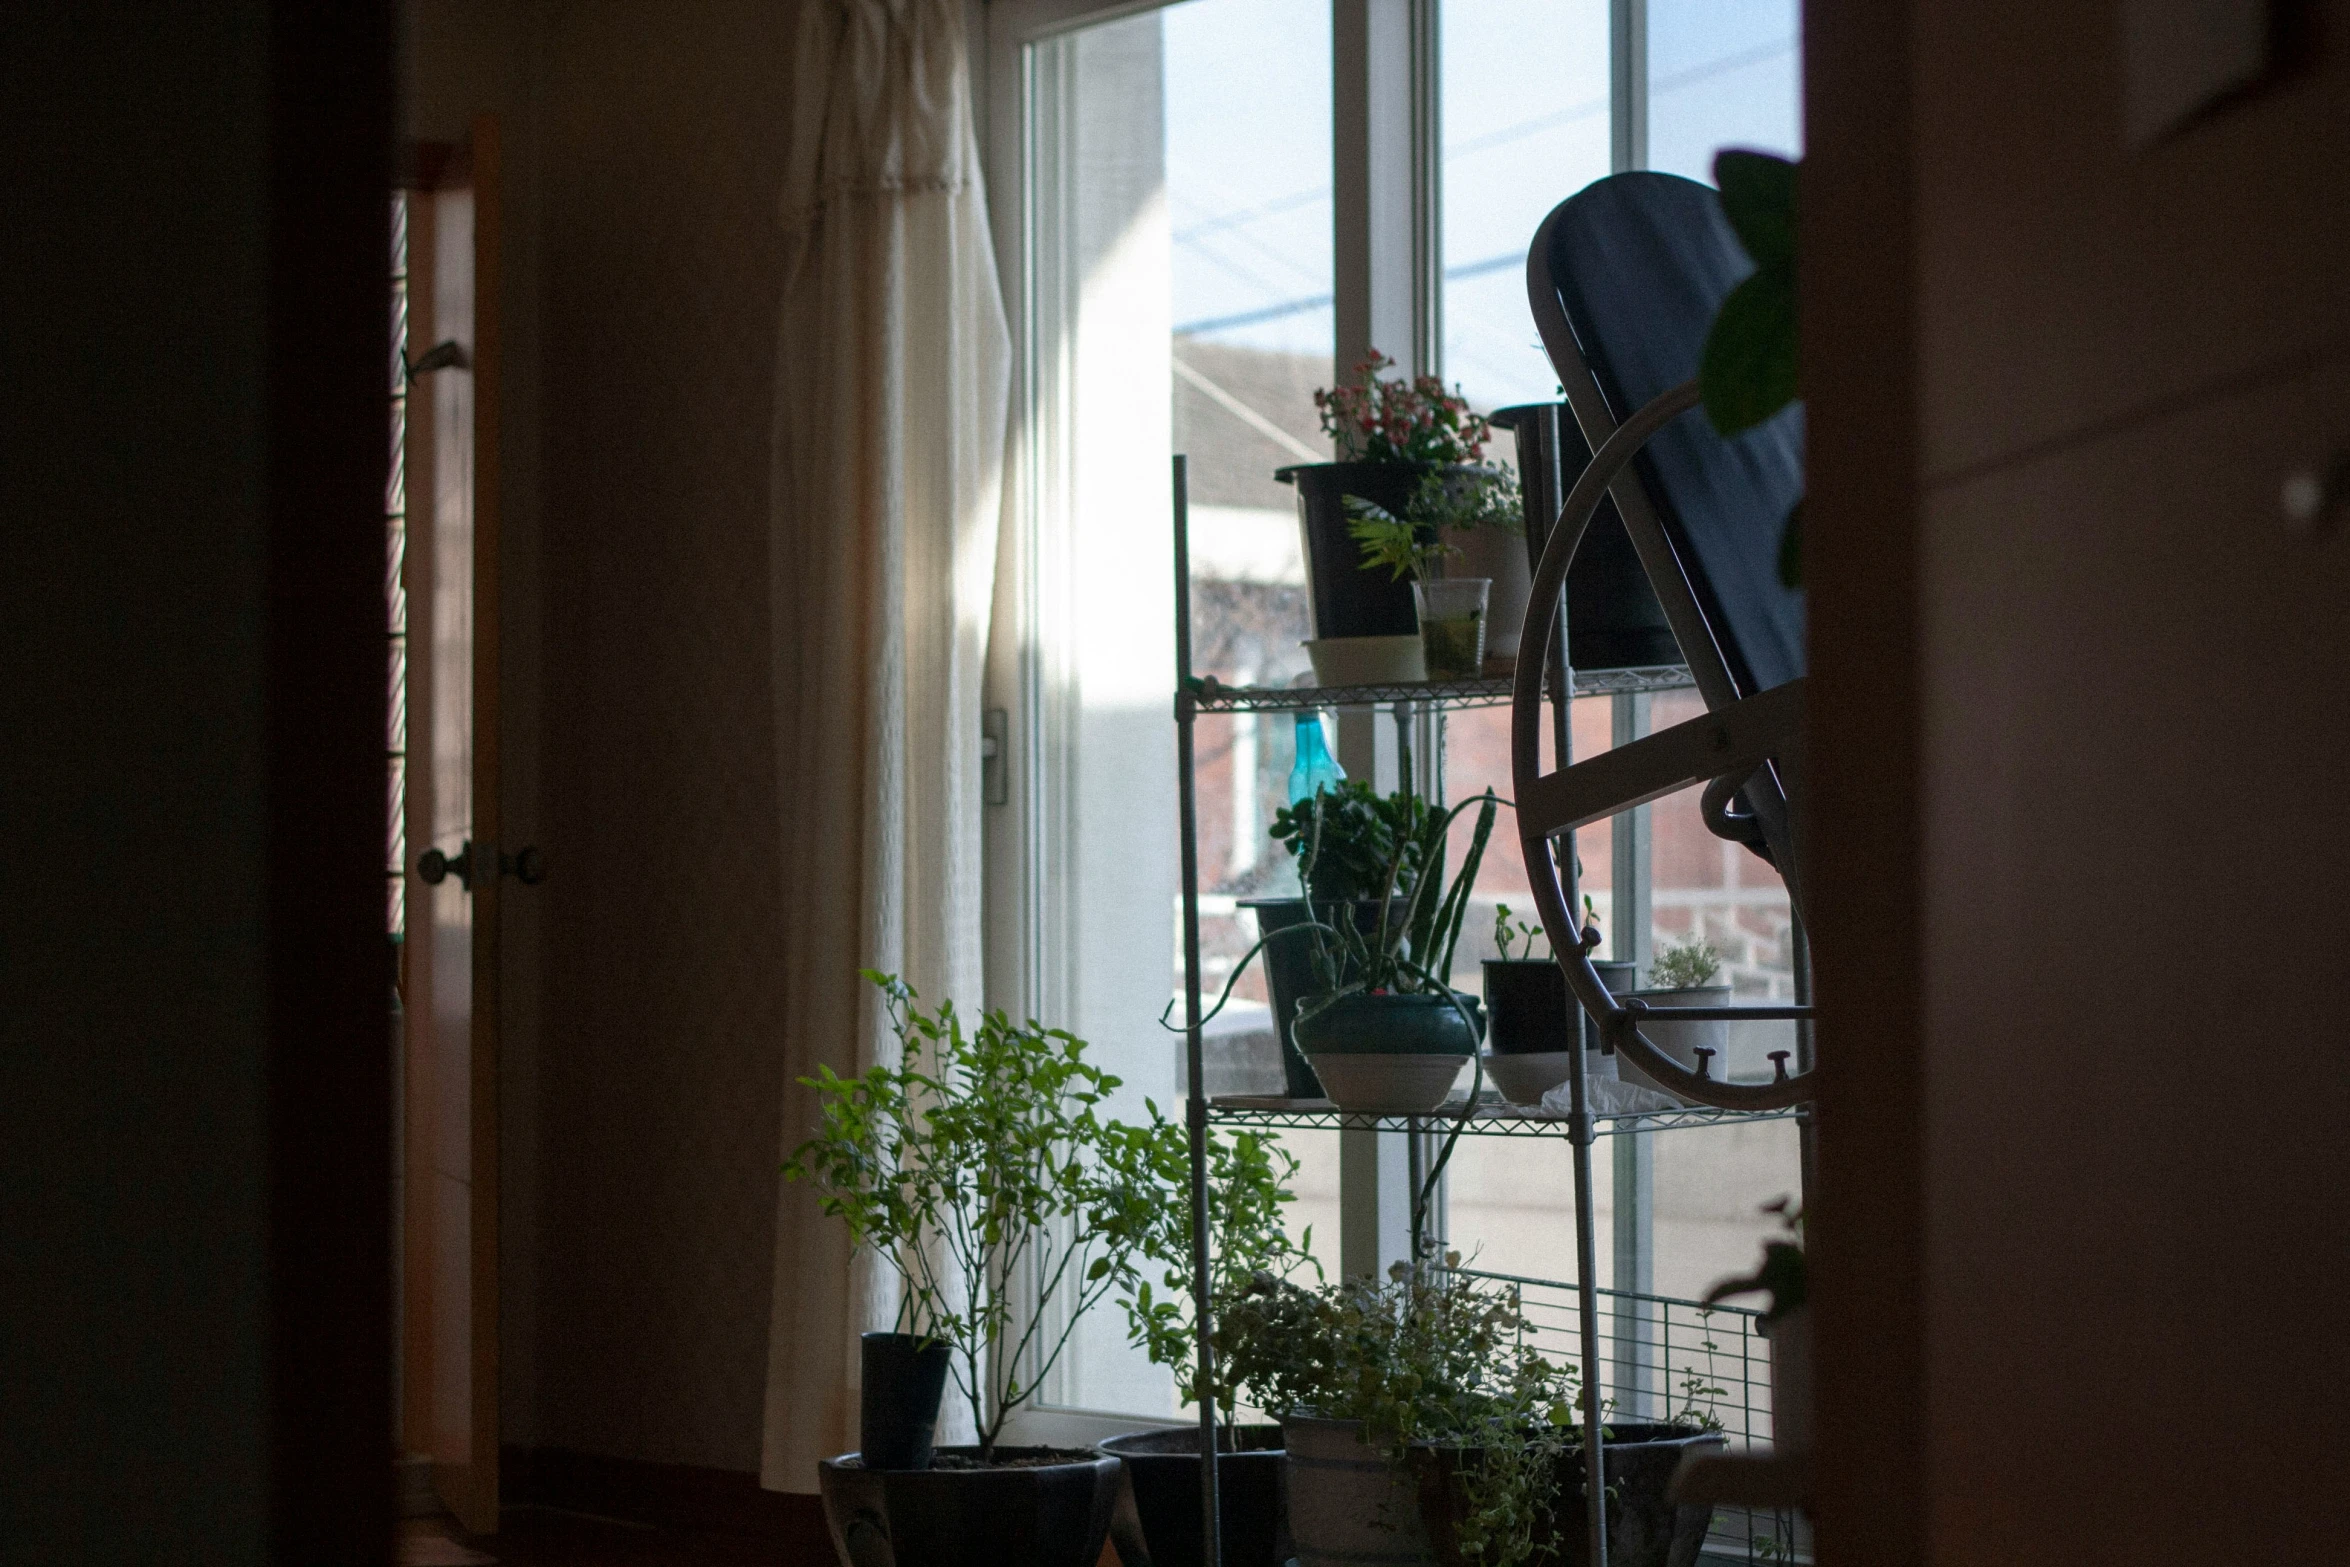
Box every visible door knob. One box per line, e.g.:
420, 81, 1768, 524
418, 840, 473, 889
417, 841, 543, 889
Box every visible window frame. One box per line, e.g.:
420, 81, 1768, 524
977, 0, 1666, 1440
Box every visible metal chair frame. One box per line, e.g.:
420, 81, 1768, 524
1512, 201, 1816, 1117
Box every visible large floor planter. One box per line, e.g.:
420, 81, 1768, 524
1292, 989, 1482, 1114
1415, 1423, 1728, 1567
817, 1447, 1122, 1567
1098, 1424, 1288, 1567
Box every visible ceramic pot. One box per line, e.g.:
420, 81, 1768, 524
1303, 634, 1427, 686
1617, 985, 1729, 1104
1292, 990, 1481, 1114
1098, 1424, 1288, 1567
1481, 1050, 1575, 1106
1283, 1416, 1434, 1567
817, 1447, 1123, 1567
1414, 1423, 1729, 1567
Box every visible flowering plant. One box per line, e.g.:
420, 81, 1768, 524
1314, 350, 1491, 466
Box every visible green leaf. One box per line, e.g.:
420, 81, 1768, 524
1713, 150, 1797, 273
1699, 268, 1797, 435
1778, 497, 1803, 588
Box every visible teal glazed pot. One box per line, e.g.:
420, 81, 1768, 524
1291, 991, 1483, 1114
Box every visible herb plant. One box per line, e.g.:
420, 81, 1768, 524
1646, 935, 1722, 990
783, 972, 1168, 1459
1314, 350, 1492, 466
1218, 1258, 1579, 1567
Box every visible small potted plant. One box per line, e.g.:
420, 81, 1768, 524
787, 973, 1173, 1567
1279, 352, 1494, 657
1243, 780, 1442, 1100
1096, 1114, 1320, 1567
1704, 1200, 1808, 1454
1284, 787, 1501, 1116
1219, 1257, 1725, 1567
1620, 936, 1730, 1105
1344, 465, 1522, 680
1476, 902, 1637, 1108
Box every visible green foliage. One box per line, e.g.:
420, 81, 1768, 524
1646, 935, 1722, 991
1217, 1258, 1580, 1567
1344, 466, 1524, 583
782, 972, 1169, 1458
1270, 780, 1433, 906
1702, 1199, 1807, 1327
1491, 902, 1549, 963
1285, 788, 1499, 1001
1100, 1110, 1320, 1419
1697, 149, 1805, 587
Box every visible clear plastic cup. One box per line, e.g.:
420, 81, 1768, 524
1412, 577, 1490, 679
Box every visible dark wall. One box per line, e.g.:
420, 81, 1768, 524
0, 6, 392, 1561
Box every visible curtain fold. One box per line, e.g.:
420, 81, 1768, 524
760, 0, 1009, 1492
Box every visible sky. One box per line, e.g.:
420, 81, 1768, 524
1161, 0, 1801, 409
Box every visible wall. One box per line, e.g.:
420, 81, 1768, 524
404, 0, 802, 1474
3, 5, 393, 1560
1810, 2, 2350, 1559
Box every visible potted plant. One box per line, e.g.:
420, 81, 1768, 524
1703, 1201, 1808, 1455
1284, 786, 1501, 1116
1219, 1257, 1725, 1567
1344, 465, 1523, 680
1243, 779, 1442, 1100
1620, 936, 1730, 1105
1279, 352, 1495, 651
1096, 1113, 1321, 1567
786, 972, 1172, 1567
1476, 903, 1638, 1108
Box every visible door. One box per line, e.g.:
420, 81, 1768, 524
400, 115, 504, 1537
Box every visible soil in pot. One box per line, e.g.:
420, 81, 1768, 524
859, 1331, 951, 1471
818, 1447, 1121, 1567
1414, 1423, 1728, 1567
1099, 1424, 1288, 1567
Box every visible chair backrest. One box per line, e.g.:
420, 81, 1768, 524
1535, 171, 1806, 697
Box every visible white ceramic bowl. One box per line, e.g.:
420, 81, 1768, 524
1305, 1052, 1469, 1114
1480, 1051, 1575, 1107
1303, 635, 1426, 687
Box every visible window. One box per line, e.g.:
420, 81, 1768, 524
987, 0, 1806, 1443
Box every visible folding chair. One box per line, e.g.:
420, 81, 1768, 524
1511, 172, 1814, 1113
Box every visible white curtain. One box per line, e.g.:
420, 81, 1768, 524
760, 0, 1009, 1492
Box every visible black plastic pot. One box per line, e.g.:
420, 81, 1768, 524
1415, 1423, 1728, 1567
1098, 1425, 1288, 1567
1278, 462, 1473, 640
859, 1331, 952, 1471
818, 1448, 1124, 1567
1491, 405, 1679, 674
1240, 898, 1414, 1099
1479, 959, 1638, 1057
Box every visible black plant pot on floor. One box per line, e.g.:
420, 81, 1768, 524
818, 1448, 1125, 1567
1098, 1425, 1288, 1567
860, 1331, 952, 1471
1415, 1423, 1727, 1567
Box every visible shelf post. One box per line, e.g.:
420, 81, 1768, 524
1611, 692, 1657, 1417
1172, 456, 1222, 1567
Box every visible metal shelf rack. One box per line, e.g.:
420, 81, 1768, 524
1169, 455, 1807, 1566
1205, 1097, 1802, 1140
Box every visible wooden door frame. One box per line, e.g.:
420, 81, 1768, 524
398, 113, 505, 1537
